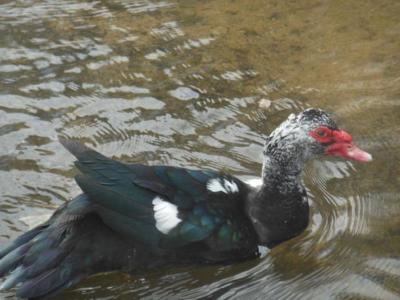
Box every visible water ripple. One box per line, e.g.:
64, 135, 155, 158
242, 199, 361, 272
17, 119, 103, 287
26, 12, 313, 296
1, 0, 399, 299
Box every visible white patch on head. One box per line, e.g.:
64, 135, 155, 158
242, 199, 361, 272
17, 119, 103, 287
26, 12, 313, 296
263, 110, 322, 167
268, 116, 311, 146
244, 178, 262, 189
152, 196, 181, 234
207, 178, 239, 194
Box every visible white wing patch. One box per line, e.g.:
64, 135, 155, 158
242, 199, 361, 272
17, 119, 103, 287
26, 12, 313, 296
257, 245, 270, 258
207, 178, 239, 194
152, 196, 182, 234
243, 178, 262, 189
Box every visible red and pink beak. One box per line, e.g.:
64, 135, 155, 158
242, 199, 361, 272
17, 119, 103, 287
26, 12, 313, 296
325, 141, 372, 162
325, 130, 372, 162
310, 128, 372, 163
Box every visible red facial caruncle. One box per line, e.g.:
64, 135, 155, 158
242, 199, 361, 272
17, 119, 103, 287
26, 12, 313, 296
309, 126, 372, 162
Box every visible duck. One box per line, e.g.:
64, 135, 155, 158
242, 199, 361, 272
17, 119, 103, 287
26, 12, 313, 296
0, 108, 372, 299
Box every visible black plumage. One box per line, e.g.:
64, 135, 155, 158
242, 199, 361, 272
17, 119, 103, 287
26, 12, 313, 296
0, 108, 370, 299
0, 140, 259, 299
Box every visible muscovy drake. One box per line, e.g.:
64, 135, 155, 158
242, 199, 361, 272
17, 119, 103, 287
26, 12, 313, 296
0, 108, 372, 299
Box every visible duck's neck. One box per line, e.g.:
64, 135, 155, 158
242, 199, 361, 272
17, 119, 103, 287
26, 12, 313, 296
260, 150, 304, 194
246, 148, 309, 248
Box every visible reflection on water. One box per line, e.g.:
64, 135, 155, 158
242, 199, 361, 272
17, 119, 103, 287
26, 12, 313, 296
0, 0, 399, 299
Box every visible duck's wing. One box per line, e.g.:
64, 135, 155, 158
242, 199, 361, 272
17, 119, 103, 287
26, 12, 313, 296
60, 139, 257, 256
0, 195, 136, 299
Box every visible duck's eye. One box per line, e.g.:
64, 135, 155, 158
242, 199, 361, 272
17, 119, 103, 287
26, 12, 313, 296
309, 127, 332, 141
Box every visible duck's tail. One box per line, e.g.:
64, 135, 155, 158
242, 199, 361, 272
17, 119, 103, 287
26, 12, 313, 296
0, 194, 134, 299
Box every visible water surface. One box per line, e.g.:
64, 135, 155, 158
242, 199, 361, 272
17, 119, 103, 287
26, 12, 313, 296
0, 0, 399, 299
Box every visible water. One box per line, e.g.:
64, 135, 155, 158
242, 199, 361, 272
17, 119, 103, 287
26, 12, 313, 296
0, 0, 399, 299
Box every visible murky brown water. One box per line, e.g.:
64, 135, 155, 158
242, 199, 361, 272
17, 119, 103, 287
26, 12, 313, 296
0, 0, 399, 299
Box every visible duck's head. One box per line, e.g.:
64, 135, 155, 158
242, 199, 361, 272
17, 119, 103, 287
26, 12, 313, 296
264, 108, 372, 175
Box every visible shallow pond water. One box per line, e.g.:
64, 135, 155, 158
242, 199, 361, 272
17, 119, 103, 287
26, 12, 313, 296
0, 0, 399, 299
